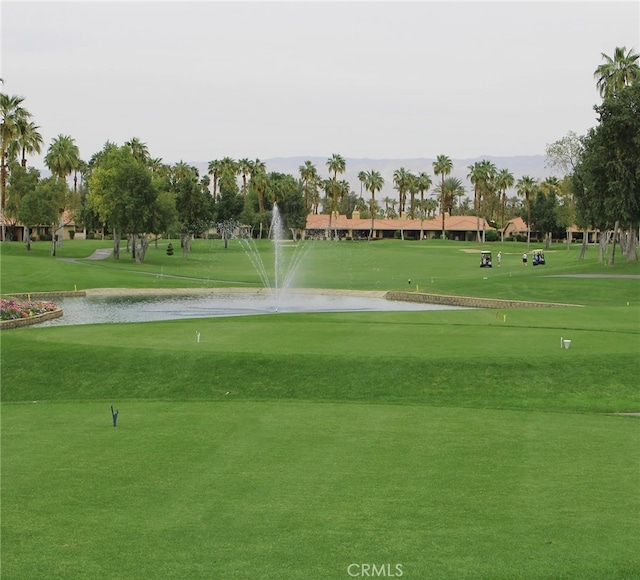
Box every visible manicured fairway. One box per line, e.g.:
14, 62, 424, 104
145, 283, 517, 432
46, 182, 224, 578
1, 239, 639, 578
2, 401, 639, 579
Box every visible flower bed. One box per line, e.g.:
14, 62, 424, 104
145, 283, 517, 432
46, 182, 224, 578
1, 298, 59, 321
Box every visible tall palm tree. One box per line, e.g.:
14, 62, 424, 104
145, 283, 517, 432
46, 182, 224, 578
415, 172, 432, 239
326, 153, 346, 238
124, 137, 149, 164
45, 134, 80, 184
1, 93, 31, 223
433, 155, 453, 239
364, 170, 384, 241
495, 168, 515, 239
393, 167, 412, 216
208, 159, 223, 198
11, 119, 43, 168
357, 170, 367, 202
516, 175, 537, 247
594, 46, 640, 99
479, 160, 497, 241
299, 160, 318, 210
250, 160, 268, 214
238, 158, 252, 197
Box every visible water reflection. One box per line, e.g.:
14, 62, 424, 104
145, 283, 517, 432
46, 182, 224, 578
38, 293, 467, 327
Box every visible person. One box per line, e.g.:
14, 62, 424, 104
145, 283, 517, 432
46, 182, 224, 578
497, 251, 502, 267
111, 405, 119, 427
522, 252, 527, 266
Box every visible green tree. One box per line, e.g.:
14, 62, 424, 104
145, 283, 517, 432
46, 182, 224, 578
11, 119, 43, 169
415, 172, 432, 239
125, 137, 149, 164
19, 176, 67, 256
530, 187, 559, 248
433, 155, 453, 239
516, 175, 537, 248
175, 174, 212, 258
573, 82, 640, 262
6, 164, 40, 247
363, 170, 384, 241
594, 46, 640, 99
326, 153, 346, 238
393, 167, 412, 216
299, 160, 318, 211
88, 145, 160, 262
495, 168, 515, 238
1, 93, 32, 237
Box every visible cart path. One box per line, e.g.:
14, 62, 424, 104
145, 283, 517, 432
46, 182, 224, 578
85, 248, 113, 260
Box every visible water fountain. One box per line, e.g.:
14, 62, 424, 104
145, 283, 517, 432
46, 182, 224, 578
232, 204, 312, 308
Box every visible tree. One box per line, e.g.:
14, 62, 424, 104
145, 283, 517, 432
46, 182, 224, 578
125, 137, 149, 164
415, 172, 432, 240
299, 160, 318, 211
6, 164, 40, 247
1, 93, 32, 238
530, 187, 559, 249
468, 161, 496, 242
174, 174, 212, 258
326, 153, 346, 238
88, 145, 160, 262
545, 131, 585, 176
12, 119, 43, 168
495, 168, 515, 239
363, 170, 384, 241
433, 155, 453, 239
19, 176, 67, 256
393, 167, 412, 216
594, 46, 640, 99
238, 158, 252, 197
573, 81, 640, 262
516, 175, 537, 247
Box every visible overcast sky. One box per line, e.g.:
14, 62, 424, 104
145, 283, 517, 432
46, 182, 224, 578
2, 1, 639, 170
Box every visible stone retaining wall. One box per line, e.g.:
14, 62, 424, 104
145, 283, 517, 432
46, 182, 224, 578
0, 309, 63, 329
6, 291, 86, 300
385, 291, 581, 309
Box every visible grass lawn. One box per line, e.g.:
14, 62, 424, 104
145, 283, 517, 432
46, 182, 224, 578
1, 238, 639, 578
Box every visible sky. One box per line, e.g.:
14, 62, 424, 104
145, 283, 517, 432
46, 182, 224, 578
2, 0, 639, 172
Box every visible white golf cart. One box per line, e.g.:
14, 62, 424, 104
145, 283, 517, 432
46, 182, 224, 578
532, 249, 546, 266
480, 250, 493, 268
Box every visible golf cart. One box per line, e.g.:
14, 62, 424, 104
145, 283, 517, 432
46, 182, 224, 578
532, 249, 546, 266
480, 250, 493, 268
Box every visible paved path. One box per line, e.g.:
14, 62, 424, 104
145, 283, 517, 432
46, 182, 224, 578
85, 248, 113, 260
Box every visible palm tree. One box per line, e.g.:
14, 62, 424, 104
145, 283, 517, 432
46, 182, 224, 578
250, 160, 268, 214
415, 172, 432, 239
433, 155, 453, 239
479, 160, 497, 241
326, 153, 346, 238
594, 46, 640, 99
124, 137, 149, 164
238, 158, 252, 197
1, 93, 31, 225
299, 160, 318, 210
208, 159, 222, 198
45, 134, 80, 184
393, 167, 412, 216
516, 175, 537, 247
357, 170, 367, 202
495, 168, 515, 240
11, 119, 43, 168
363, 170, 384, 241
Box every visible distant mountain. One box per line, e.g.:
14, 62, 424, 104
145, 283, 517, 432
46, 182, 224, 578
191, 155, 554, 200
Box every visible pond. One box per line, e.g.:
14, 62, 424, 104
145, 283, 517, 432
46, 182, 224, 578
37, 292, 469, 327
